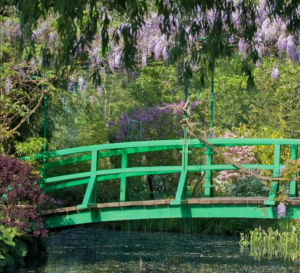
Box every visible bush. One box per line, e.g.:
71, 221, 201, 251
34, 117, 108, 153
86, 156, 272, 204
231, 176, 269, 197
0, 154, 57, 271
0, 154, 55, 236
0, 225, 28, 271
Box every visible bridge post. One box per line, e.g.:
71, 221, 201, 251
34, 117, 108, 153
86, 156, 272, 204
120, 151, 128, 202
203, 148, 213, 197
264, 144, 281, 205
170, 140, 190, 205
77, 150, 98, 210
290, 145, 298, 197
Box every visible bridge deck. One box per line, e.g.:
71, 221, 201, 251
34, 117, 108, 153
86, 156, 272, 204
43, 197, 300, 216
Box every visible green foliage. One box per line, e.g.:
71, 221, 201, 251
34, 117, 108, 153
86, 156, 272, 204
231, 176, 269, 197
128, 64, 181, 105
15, 137, 45, 156
0, 225, 28, 271
240, 225, 300, 261
281, 159, 300, 182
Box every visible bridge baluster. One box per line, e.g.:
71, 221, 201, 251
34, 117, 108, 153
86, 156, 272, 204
77, 150, 98, 210
290, 145, 298, 197
264, 144, 281, 205
120, 150, 128, 202
203, 148, 213, 197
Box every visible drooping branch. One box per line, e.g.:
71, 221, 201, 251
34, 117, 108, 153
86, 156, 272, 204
184, 118, 281, 182
11, 88, 47, 132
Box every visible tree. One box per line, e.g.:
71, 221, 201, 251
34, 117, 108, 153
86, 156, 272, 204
2, 1, 300, 86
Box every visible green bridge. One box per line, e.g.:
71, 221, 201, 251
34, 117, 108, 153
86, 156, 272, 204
25, 138, 300, 229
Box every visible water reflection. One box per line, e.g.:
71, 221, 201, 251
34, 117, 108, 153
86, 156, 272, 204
18, 227, 300, 272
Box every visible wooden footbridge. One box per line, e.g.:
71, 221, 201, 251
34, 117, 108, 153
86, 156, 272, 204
25, 138, 300, 229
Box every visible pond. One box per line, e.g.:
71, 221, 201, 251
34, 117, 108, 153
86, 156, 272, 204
18, 227, 299, 273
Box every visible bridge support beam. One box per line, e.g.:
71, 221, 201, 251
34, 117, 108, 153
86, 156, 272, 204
171, 140, 190, 205
44, 204, 285, 229
77, 150, 98, 210
264, 145, 280, 206
290, 145, 298, 197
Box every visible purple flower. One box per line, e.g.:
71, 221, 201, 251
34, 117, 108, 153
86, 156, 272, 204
48, 32, 55, 43
97, 86, 103, 96
5, 78, 11, 95
229, 35, 235, 44
67, 81, 73, 91
271, 66, 279, 80
142, 49, 147, 67
78, 76, 86, 91
286, 36, 296, 61
277, 34, 287, 55
4, 20, 12, 28
162, 46, 168, 61
238, 39, 248, 58
276, 202, 286, 218
89, 95, 95, 103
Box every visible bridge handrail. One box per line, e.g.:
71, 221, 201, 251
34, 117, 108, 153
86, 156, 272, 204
22, 138, 300, 208
22, 138, 300, 161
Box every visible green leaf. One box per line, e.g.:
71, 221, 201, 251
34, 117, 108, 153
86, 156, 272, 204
15, 240, 28, 258
3, 253, 14, 266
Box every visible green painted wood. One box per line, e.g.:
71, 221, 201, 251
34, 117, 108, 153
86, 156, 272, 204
77, 150, 98, 210
44, 172, 91, 183
22, 138, 300, 162
44, 164, 277, 185
44, 204, 280, 228
21, 138, 300, 227
120, 151, 127, 202
44, 145, 182, 169
264, 145, 281, 205
171, 171, 187, 205
44, 164, 279, 192
203, 148, 213, 197
170, 141, 190, 205
290, 145, 298, 197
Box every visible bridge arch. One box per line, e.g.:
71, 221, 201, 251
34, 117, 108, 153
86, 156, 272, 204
23, 138, 300, 228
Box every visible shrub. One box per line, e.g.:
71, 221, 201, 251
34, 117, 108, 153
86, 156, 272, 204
0, 225, 28, 271
0, 154, 55, 236
231, 176, 269, 197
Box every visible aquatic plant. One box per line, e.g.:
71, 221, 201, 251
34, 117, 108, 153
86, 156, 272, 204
240, 225, 300, 261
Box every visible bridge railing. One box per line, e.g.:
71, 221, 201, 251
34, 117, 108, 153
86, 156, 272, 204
23, 138, 300, 209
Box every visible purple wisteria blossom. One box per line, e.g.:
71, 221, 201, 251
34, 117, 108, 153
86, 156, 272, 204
78, 76, 86, 91
5, 78, 11, 95
276, 202, 286, 218
109, 101, 200, 142
271, 66, 280, 80
67, 81, 73, 91
97, 86, 103, 96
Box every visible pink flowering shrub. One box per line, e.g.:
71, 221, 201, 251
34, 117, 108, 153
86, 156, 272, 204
217, 131, 257, 181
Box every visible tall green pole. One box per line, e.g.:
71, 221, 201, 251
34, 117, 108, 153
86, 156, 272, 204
184, 86, 188, 140
203, 73, 214, 197
43, 93, 48, 153
210, 73, 214, 138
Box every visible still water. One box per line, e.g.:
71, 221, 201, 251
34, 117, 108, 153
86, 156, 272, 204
18, 227, 299, 273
